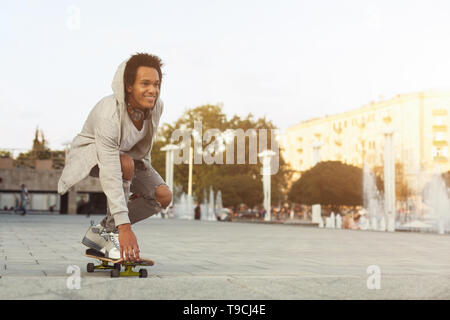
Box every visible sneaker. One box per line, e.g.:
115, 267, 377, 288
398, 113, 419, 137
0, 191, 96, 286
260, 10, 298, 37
102, 230, 121, 260
81, 224, 108, 252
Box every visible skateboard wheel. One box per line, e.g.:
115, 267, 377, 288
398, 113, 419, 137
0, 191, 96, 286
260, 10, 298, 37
111, 269, 120, 278
139, 269, 148, 278
87, 263, 95, 273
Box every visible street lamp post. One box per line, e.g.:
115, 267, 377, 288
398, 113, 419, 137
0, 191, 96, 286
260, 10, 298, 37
312, 140, 323, 167
161, 144, 180, 204
258, 150, 276, 221
311, 140, 323, 225
188, 146, 193, 196
383, 127, 396, 232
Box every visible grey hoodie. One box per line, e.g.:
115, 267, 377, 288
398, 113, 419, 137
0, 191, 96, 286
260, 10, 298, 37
58, 59, 164, 226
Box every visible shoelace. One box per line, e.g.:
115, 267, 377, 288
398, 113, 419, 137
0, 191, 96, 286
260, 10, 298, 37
108, 232, 120, 250
100, 230, 120, 250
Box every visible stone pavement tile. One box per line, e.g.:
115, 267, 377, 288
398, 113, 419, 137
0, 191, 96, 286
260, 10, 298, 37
2, 264, 46, 277
225, 275, 337, 299
0, 278, 78, 299
0, 276, 267, 300
227, 274, 450, 300
1, 215, 450, 299
4, 259, 37, 265
377, 275, 450, 299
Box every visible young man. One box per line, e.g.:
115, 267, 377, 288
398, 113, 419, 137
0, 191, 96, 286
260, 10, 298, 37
58, 53, 172, 262
16, 184, 29, 215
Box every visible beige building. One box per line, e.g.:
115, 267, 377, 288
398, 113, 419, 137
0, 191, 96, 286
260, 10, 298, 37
280, 90, 450, 183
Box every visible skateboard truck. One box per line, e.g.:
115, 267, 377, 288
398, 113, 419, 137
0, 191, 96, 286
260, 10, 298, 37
85, 249, 153, 278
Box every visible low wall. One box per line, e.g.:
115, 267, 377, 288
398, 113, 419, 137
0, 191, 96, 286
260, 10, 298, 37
0, 168, 103, 214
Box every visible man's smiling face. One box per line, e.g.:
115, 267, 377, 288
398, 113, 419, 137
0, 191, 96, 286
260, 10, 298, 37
126, 66, 160, 110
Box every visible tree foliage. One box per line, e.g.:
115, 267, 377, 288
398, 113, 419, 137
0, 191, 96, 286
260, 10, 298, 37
444, 171, 450, 189
373, 162, 411, 201
151, 104, 293, 208
0, 150, 12, 158
288, 161, 365, 206
13, 128, 65, 169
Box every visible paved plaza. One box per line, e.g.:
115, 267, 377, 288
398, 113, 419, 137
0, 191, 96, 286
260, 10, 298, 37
0, 213, 449, 300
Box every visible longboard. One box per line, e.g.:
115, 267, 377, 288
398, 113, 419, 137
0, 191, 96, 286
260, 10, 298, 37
85, 248, 154, 278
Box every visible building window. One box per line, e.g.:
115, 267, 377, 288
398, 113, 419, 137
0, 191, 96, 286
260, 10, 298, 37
434, 116, 445, 126
434, 132, 446, 141
432, 146, 449, 158
432, 109, 448, 116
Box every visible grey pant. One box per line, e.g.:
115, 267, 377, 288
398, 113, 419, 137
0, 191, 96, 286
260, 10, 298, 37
90, 161, 168, 232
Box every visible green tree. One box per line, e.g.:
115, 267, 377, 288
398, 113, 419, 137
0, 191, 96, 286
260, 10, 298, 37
288, 161, 365, 208
441, 170, 450, 189
151, 104, 292, 208
0, 150, 12, 158
373, 162, 411, 201
14, 127, 66, 169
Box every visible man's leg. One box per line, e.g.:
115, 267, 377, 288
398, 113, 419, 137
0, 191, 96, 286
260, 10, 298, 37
100, 154, 135, 232
21, 201, 26, 215
127, 164, 172, 225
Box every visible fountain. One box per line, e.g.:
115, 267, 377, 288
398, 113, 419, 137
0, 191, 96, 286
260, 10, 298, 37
363, 161, 385, 231
362, 143, 450, 234
359, 209, 370, 230
326, 212, 336, 228
200, 187, 217, 221
379, 216, 386, 231
422, 167, 450, 234
173, 192, 195, 220
215, 190, 223, 217
200, 189, 208, 221
207, 187, 216, 221
312, 204, 322, 224
336, 214, 342, 229
318, 216, 324, 228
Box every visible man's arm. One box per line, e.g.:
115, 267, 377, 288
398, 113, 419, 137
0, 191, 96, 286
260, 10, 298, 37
94, 118, 140, 261
94, 117, 130, 226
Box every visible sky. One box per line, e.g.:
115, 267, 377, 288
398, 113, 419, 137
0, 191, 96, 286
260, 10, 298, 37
2, 0, 450, 152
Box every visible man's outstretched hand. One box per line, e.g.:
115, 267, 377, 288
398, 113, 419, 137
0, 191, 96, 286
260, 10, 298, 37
117, 223, 140, 262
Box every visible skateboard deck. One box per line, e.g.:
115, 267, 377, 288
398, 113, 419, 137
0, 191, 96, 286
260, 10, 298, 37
85, 248, 154, 278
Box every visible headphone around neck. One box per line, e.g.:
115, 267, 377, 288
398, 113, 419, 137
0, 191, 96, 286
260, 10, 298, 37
127, 103, 152, 122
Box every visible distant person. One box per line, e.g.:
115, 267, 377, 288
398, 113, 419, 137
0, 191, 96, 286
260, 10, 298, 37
58, 53, 172, 262
194, 202, 201, 220
228, 206, 234, 222
261, 208, 266, 220
343, 213, 361, 230
15, 184, 29, 216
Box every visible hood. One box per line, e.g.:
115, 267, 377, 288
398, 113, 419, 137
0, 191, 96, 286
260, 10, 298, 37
109, 57, 163, 159
111, 58, 129, 105
110, 57, 156, 118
